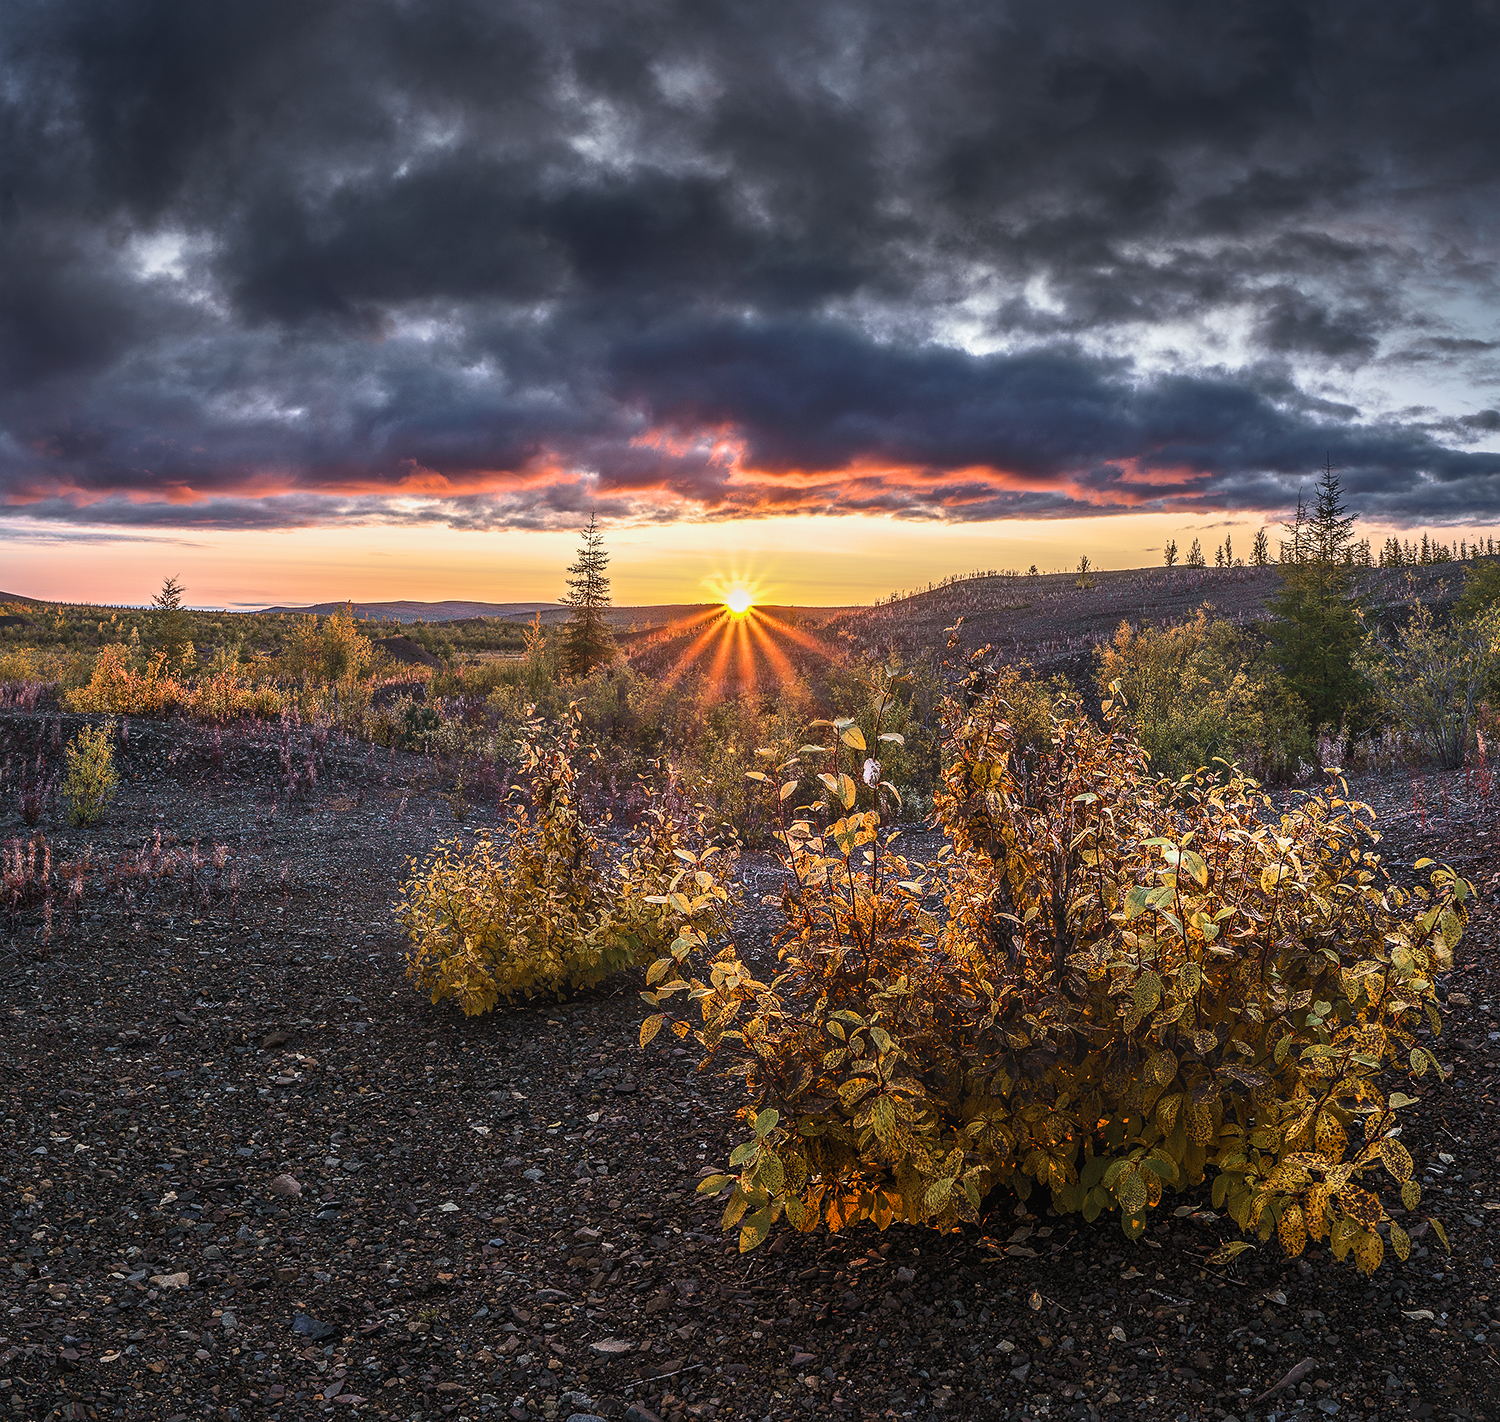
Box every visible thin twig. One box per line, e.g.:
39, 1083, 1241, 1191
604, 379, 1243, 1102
1178, 1251, 1245, 1288
624, 1363, 707, 1392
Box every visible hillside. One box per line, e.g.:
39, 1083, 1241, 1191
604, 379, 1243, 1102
823, 562, 1470, 670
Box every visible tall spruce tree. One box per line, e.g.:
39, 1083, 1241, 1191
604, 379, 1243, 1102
1268, 461, 1364, 732
560, 514, 614, 677
152, 575, 191, 665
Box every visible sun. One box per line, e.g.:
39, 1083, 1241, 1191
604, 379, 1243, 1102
724, 587, 754, 615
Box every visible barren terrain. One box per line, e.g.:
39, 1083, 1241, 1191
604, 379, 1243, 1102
2, 708, 1499, 1422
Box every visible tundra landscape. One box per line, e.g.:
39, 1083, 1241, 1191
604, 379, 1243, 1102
6, 3, 1500, 1421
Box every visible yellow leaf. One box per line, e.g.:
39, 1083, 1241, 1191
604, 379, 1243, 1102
1304, 1185, 1331, 1241
871, 1096, 898, 1149
1351, 1227, 1384, 1275
1277, 1202, 1307, 1257
840, 726, 867, 751
638, 1014, 665, 1048
1114, 1168, 1147, 1215
1145, 1049, 1178, 1086
1259, 863, 1289, 894
1206, 1240, 1255, 1267
1379, 1137, 1413, 1183
739, 1206, 773, 1253
1389, 1218, 1410, 1262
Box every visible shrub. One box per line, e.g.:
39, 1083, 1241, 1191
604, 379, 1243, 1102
63, 721, 120, 826
643, 659, 1471, 1274
401, 710, 735, 1012
1358, 595, 1500, 770
63, 645, 183, 715
1097, 609, 1311, 779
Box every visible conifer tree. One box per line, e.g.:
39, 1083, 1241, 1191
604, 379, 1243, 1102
1252, 528, 1270, 566
560, 514, 614, 678
1163, 538, 1178, 568
152, 576, 190, 665
1269, 461, 1363, 732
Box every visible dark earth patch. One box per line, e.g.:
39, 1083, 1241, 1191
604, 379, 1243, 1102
2, 709, 1499, 1421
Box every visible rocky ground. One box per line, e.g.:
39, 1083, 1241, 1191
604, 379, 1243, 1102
2, 709, 1500, 1422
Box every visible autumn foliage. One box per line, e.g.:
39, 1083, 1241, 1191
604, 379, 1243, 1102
643, 656, 1471, 1273
400, 709, 736, 1011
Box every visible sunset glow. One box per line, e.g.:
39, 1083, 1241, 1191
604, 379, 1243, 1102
724, 587, 754, 614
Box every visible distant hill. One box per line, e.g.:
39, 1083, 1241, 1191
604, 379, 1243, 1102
257, 599, 556, 623
254, 599, 861, 627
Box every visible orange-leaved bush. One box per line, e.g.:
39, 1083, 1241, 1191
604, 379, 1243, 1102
402, 708, 735, 1012
640, 655, 1471, 1273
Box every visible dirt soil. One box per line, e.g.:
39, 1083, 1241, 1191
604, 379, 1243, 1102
3, 709, 1500, 1422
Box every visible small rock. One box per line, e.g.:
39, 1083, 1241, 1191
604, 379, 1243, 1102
262, 1030, 289, 1048
611, 1077, 638, 1094
293, 1313, 337, 1341
268, 1173, 301, 1197
791, 1351, 815, 1366
202, 1246, 223, 1262
589, 1338, 636, 1355
623, 1406, 662, 1422
523, 1168, 544, 1182
149, 1272, 190, 1290
567, 1415, 608, 1422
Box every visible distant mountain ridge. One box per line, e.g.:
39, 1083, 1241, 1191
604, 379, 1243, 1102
256, 599, 556, 623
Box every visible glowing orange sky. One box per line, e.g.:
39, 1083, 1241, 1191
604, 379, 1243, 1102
3, 512, 1498, 609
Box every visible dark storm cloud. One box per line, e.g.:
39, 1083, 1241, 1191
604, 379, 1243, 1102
1, 0, 1499, 531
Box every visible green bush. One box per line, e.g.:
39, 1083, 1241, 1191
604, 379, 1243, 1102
1098, 608, 1312, 779
1359, 595, 1500, 770
400, 710, 735, 1012
63, 720, 120, 825
642, 662, 1469, 1274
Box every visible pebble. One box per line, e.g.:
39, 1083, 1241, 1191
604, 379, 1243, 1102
268, 1173, 302, 1197
588, 1338, 635, 1355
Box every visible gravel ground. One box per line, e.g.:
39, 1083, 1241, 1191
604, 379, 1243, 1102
2, 710, 1499, 1422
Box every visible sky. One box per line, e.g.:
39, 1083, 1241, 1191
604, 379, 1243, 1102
2, 1, 1500, 607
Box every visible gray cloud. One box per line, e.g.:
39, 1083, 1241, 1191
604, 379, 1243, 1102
1, 0, 1498, 532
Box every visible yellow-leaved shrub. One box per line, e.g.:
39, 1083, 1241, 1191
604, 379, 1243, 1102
401, 710, 736, 1012
643, 658, 1470, 1273
64, 645, 183, 714
63, 720, 120, 825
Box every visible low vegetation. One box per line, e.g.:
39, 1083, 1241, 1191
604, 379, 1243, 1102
640, 659, 1472, 1274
